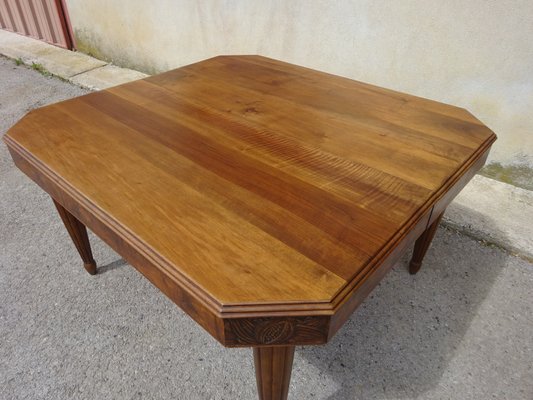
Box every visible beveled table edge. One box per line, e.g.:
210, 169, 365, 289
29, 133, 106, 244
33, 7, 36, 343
3, 104, 497, 347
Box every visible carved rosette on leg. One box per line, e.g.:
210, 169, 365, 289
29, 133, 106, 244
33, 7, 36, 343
225, 316, 328, 346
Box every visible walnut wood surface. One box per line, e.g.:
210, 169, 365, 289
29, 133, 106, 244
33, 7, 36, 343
3, 55, 496, 347
409, 211, 445, 274
254, 346, 295, 400
53, 199, 97, 275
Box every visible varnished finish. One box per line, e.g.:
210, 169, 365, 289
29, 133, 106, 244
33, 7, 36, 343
254, 346, 295, 400
53, 199, 97, 275
409, 211, 445, 274
225, 316, 329, 347
4, 55, 496, 399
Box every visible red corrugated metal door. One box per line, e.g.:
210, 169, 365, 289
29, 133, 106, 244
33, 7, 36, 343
0, 0, 74, 49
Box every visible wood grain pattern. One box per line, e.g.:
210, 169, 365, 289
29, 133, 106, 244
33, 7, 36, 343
254, 346, 295, 400
409, 211, 445, 274
224, 316, 328, 347
3, 55, 497, 349
53, 199, 97, 275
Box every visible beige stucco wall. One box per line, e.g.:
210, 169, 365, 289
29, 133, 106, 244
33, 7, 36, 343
66, 0, 533, 170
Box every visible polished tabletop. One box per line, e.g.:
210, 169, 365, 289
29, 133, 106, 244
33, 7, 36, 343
4, 55, 495, 347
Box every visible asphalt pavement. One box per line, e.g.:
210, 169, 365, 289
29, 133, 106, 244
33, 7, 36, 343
1, 56, 532, 400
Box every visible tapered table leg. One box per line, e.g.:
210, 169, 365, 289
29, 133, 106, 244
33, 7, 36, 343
53, 199, 97, 275
254, 346, 295, 400
409, 211, 444, 274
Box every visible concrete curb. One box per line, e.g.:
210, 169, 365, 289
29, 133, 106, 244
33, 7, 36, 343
1, 29, 531, 260
443, 175, 533, 262
0, 30, 147, 90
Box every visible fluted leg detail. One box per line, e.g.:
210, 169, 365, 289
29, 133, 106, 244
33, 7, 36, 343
254, 346, 295, 400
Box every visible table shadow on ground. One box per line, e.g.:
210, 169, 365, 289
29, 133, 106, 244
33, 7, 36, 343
298, 211, 509, 400
97, 258, 128, 274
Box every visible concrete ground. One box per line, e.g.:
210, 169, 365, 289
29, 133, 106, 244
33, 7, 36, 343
1, 56, 532, 400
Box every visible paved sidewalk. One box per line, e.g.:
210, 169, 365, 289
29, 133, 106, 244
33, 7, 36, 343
445, 175, 533, 260
0, 30, 147, 90
2, 29, 531, 261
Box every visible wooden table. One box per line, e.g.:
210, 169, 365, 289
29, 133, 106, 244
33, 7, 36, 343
4, 55, 496, 400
